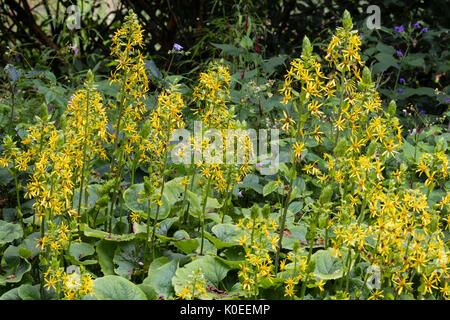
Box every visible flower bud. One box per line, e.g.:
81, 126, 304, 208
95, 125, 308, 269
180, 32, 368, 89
96, 194, 110, 208
343, 10, 353, 30
388, 100, 397, 117
293, 239, 301, 252
250, 203, 260, 220
86, 69, 94, 83
301, 36, 313, 57
362, 66, 372, 84
307, 258, 316, 273
261, 203, 270, 219
40, 102, 48, 121
319, 184, 333, 205
60, 114, 67, 130
435, 136, 446, 153
144, 179, 153, 195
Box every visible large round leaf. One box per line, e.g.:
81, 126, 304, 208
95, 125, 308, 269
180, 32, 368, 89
0, 220, 23, 245
144, 258, 178, 298
312, 248, 353, 280
172, 256, 230, 299
93, 275, 146, 300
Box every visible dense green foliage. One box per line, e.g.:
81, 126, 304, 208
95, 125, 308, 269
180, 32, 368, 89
0, 1, 448, 300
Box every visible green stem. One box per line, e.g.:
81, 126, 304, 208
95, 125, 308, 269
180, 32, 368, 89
77, 88, 91, 228
274, 173, 294, 274
149, 146, 171, 261
200, 174, 213, 255
183, 165, 198, 225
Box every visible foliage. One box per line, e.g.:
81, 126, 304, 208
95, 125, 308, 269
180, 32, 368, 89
0, 2, 448, 301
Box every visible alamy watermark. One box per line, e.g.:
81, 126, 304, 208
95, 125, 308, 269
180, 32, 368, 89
66, 5, 81, 30
366, 5, 381, 30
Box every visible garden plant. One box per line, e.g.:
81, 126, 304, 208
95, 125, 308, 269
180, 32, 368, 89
0, 1, 449, 301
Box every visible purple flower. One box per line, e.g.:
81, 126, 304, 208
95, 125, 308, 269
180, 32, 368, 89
396, 50, 403, 57
445, 97, 450, 103
256, 162, 263, 168
238, 191, 243, 198
413, 22, 420, 29
48, 104, 53, 111
394, 25, 404, 33
421, 27, 428, 33
397, 89, 404, 93
71, 44, 78, 55
173, 43, 183, 51
399, 78, 406, 84
419, 109, 426, 115
249, 99, 255, 105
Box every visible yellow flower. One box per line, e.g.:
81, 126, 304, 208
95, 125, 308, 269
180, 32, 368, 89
293, 142, 306, 160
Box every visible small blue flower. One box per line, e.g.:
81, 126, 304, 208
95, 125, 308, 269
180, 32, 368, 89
397, 89, 404, 93
238, 191, 243, 198
173, 43, 183, 51
71, 44, 78, 55
256, 162, 263, 168
445, 97, 450, 103
399, 78, 406, 84
413, 22, 420, 29
421, 27, 428, 33
396, 50, 403, 57
419, 109, 426, 115
394, 25, 404, 33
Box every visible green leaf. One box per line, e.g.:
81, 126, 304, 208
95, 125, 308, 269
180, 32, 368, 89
262, 56, 286, 74
0, 287, 21, 300
172, 256, 231, 299
211, 224, 242, 244
402, 140, 422, 162
5, 64, 22, 83
137, 284, 157, 300
69, 242, 95, 262
113, 240, 143, 279
211, 43, 242, 56
312, 248, 345, 280
164, 177, 186, 205
144, 259, 178, 298
204, 232, 236, 249
18, 248, 33, 259
263, 181, 278, 197
281, 225, 307, 250
239, 35, 253, 50
81, 224, 135, 242
403, 54, 425, 68
18, 284, 41, 300
0, 220, 23, 245
0, 245, 31, 285
96, 240, 117, 276
375, 42, 396, 55
401, 87, 436, 98
373, 53, 398, 73
123, 184, 170, 220
173, 239, 199, 255
144, 59, 163, 79
93, 275, 146, 300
